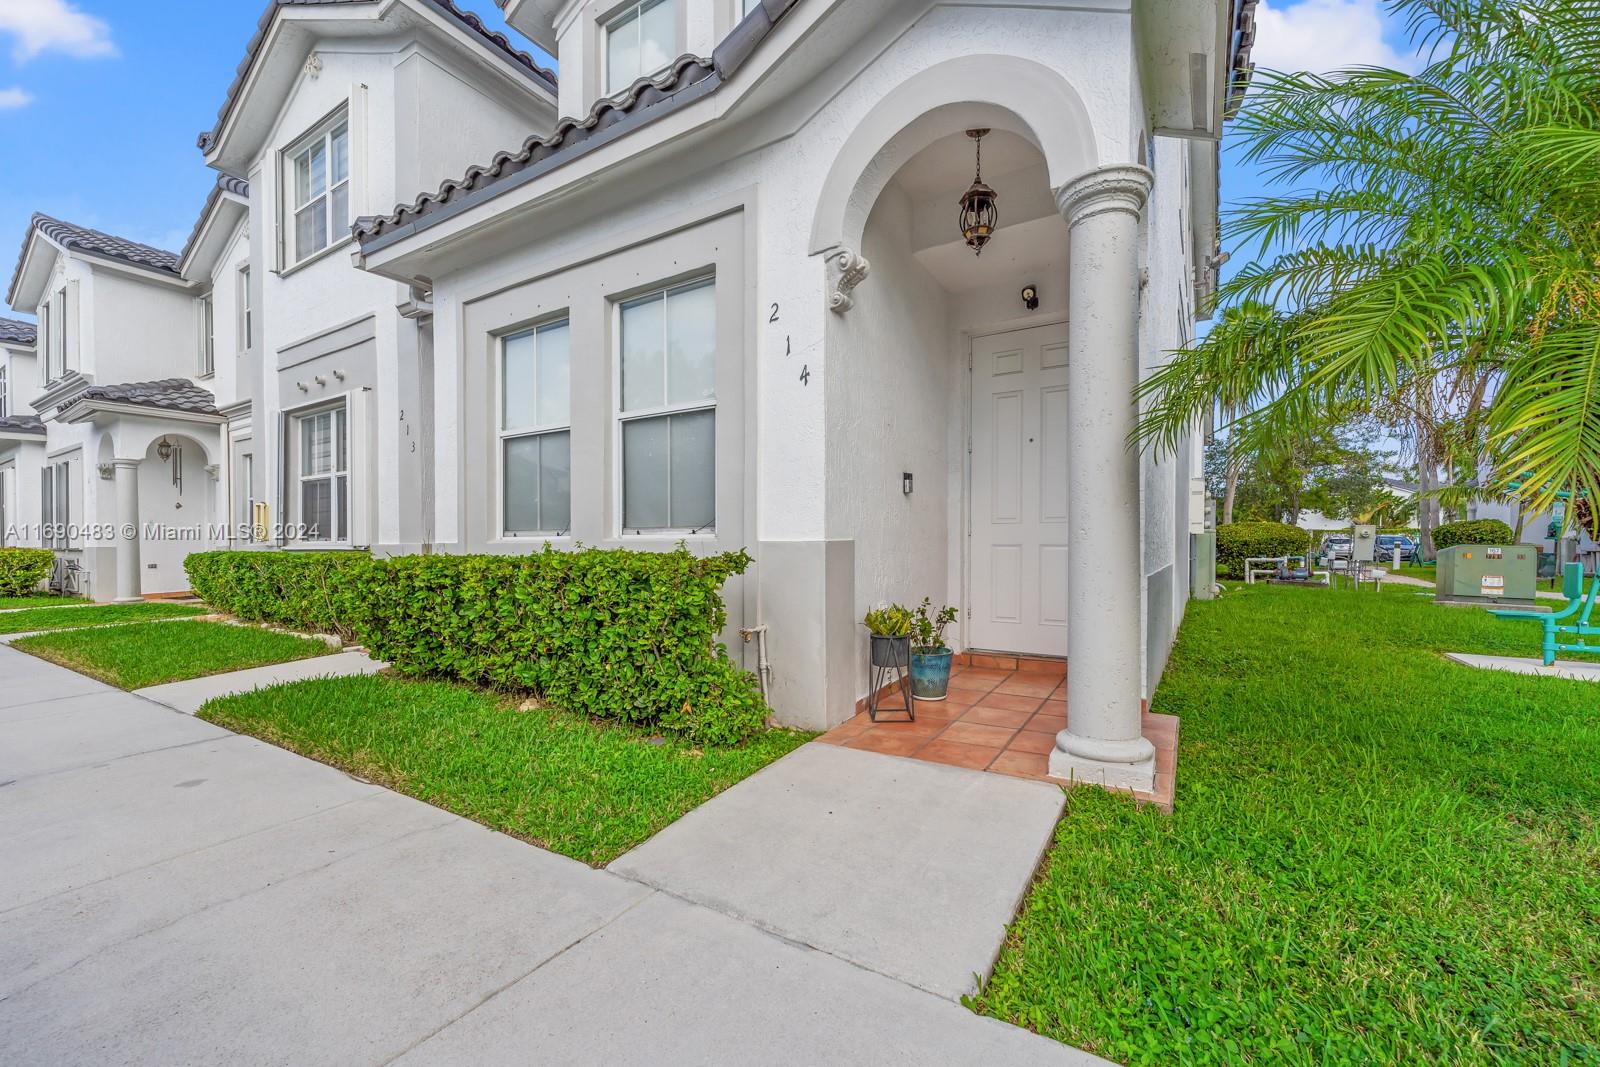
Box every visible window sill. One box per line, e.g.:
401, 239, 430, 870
277, 235, 354, 279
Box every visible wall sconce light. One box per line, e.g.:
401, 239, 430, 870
1021, 284, 1039, 311
156, 436, 173, 462
902, 472, 914, 496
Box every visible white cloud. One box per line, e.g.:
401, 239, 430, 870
1253, 0, 1421, 75
0, 0, 115, 63
0, 86, 33, 109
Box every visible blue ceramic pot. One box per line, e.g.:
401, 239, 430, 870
910, 648, 953, 700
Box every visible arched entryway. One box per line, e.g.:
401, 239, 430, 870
812, 56, 1159, 790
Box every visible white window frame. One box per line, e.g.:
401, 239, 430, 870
198, 292, 215, 378
0, 363, 8, 419
41, 459, 69, 550
614, 275, 717, 537
740, 0, 762, 17
46, 289, 66, 382
237, 265, 252, 352
603, 0, 676, 96
283, 108, 351, 269
498, 317, 572, 538
291, 403, 349, 545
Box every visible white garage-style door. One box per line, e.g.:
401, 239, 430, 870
969, 322, 1069, 656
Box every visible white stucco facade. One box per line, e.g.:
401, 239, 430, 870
4, 0, 1242, 793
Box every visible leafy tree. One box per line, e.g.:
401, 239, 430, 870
1139, 0, 1600, 547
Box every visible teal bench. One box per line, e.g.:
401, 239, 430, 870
1490, 562, 1600, 665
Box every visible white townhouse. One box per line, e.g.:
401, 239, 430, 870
2, 0, 560, 601
350, 0, 1258, 791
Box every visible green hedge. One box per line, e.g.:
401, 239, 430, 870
185, 546, 766, 745
1215, 522, 1313, 579
1432, 518, 1515, 549
0, 547, 55, 597
185, 551, 370, 640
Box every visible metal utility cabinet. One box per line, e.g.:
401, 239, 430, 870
1435, 544, 1540, 608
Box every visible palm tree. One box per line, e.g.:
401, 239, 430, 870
1138, 0, 1600, 531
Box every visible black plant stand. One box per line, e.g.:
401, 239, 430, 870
866, 635, 915, 722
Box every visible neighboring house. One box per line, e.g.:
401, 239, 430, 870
3, 0, 1255, 793
347, 0, 1256, 791
0, 317, 45, 548
3, 0, 559, 600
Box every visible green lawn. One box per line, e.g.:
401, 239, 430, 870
13, 619, 333, 689
0, 601, 205, 635
978, 582, 1600, 1065
0, 594, 90, 610
198, 674, 812, 866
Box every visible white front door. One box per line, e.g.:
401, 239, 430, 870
969, 322, 1069, 656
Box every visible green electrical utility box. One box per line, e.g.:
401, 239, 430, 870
1435, 544, 1540, 608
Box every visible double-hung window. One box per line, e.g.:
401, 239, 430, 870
605, 0, 675, 95
238, 266, 252, 351
297, 407, 348, 543
500, 319, 572, 536
619, 278, 715, 534
40, 461, 68, 549
288, 114, 350, 265
45, 289, 66, 381
740, 0, 762, 16
198, 293, 215, 377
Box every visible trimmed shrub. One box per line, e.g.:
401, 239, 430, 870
185, 546, 766, 745
0, 547, 54, 597
1215, 522, 1314, 579
185, 550, 371, 640
1432, 518, 1515, 550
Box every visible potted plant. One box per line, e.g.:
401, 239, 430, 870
909, 597, 959, 700
863, 603, 912, 669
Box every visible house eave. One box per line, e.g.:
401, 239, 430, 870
57, 399, 227, 428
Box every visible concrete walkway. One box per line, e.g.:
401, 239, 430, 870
0, 645, 1100, 1065
1444, 651, 1600, 682
134, 648, 386, 713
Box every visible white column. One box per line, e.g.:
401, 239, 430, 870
113, 459, 142, 604
1050, 164, 1156, 792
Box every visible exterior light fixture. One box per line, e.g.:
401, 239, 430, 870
156, 436, 173, 462
958, 128, 998, 256
1021, 284, 1039, 310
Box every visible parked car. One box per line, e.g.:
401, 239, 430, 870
1320, 535, 1354, 561
1375, 534, 1415, 562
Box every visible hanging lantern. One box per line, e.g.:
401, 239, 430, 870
156, 436, 173, 461
958, 128, 998, 256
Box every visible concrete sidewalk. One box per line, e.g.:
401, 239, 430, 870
134, 648, 386, 713
0, 645, 1100, 1066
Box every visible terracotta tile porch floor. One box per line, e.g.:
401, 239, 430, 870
816, 655, 1179, 811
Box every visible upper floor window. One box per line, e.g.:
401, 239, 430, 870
198, 293, 215, 377
618, 277, 715, 534
0, 364, 8, 418
741, 0, 761, 16
238, 266, 252, 351
42, 288, 67, 383
500, 319, 572, 536
605, 0, 675, 95
287, 111, 349, 265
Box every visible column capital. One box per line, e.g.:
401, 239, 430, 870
1053, 164, 1154, 229
109, 457, 141, 470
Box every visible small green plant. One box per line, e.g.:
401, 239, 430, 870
0, 547, 54, 597
911, 597, 959, 653
863, 603, 912, 637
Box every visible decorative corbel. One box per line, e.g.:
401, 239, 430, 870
828, 249, 870, 314
205, 464, 221, 483
97, 462, 114, 481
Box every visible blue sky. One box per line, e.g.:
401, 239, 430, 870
0, 0, 1418, 321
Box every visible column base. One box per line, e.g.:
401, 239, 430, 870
1048, 730, 1156, 792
